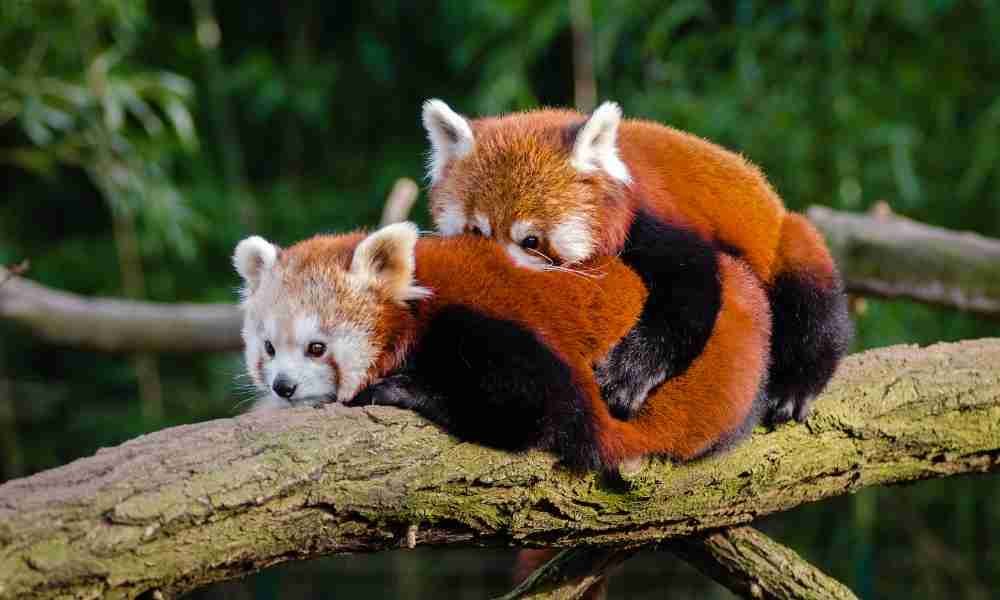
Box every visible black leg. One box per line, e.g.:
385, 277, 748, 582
347, 372, 453, 427
765, 272, 852, 424
598, 211, 722, 420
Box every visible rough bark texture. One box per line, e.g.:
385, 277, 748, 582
496, 547, 633, 600
671, 527, 859, 600
808, 206, 1000, 318
0, 268, 242, 353
1, 339, 998, 599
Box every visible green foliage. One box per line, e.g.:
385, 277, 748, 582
1, 1, 999, 598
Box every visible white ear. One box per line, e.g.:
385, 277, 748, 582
234, 236, 278, 293
351, 222, 431, 304
570, 101, 631, 184
422, 99, 475, 183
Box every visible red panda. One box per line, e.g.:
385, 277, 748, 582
421, 100, 851, 424
233, 223, 771, 469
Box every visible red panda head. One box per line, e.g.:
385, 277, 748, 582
233, 223, 430, 409
422, 99, 632, 269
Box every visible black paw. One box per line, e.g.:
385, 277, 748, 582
596, 360, 665, 421
765, 393, 815, 426
347, 375, 421, 410
595, 329, 670, 420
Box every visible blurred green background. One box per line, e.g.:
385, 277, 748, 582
1, 1, 998, 598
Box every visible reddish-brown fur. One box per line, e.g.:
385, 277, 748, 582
576, 255, 770, 464
408, 238, 646, 370
774, 212, 839, 290
279, 232, 768, 466
433, 108, 832, 286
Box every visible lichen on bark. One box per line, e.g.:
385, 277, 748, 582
1, 339, 998, 599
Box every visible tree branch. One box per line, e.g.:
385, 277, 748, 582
0, 271, 242, 352
379, 178, 420, 227
808, 206, 1000, 318
670, 526, 859, 600
506, 524, 861, 600
496, 547, 633, 600
0, 339, 997, 599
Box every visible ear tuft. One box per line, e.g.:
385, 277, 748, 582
422, 99, 475, 183
570, 101, 631, 184
351, 222, 432, 304
234, 236, 278, 294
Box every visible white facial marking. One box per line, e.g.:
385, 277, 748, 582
549, 214, 595, 263
472, 212, 492, 237
328, 322, 377, 401
570, 101, 631, 184
509, 220, 537, 244
250, 395, 290, 412
422, 99, 475, 183
434, 198, 467, 236
263, 314, 339, 404
506, 220, 548, 269
506, 243, 548, 270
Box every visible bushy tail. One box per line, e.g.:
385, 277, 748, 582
590, 254, 772, 466
764, 213, 852, 423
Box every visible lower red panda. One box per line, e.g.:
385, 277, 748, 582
234, 223, 771, 468
421, 100, 850, 425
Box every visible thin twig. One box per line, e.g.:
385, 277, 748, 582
0, 260, 30, 289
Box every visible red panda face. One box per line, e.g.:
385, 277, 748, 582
423, 100, 631, 270
233, 224, 428, 409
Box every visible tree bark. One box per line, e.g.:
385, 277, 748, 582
496, 546, 634, 600
378, 178, 420, 227
808, 206, 1000, 318
1, 339, 998, 599
0, 271, 242, 352
671, 527, 859, 600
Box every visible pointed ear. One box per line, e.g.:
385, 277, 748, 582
351, 222, 431, 304
234, 236, 278, 293
570, 101, 631, 184
422, 99, 475, 183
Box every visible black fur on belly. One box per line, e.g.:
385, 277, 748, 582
765, 271, 852, 424
350, 305, 604, 470
596, 210, 722, 420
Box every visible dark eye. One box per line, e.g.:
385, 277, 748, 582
264, 340, 276, 357
520, 236, 540, 251
470, 226, 484, 236
306, 342, 326, 357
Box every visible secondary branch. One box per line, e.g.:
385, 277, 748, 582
808, 206, 1000, 318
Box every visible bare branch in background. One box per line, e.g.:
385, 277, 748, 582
0, 271, 242, 352
0, 260, 29, 289
379, 177, 420, 226
808, 205, 1000, 318
496, 546, 635, 600
1, 339, 998, 599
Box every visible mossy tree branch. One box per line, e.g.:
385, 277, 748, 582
506, 525, 861, 600
671, 526, 859, 600
1, 339, 998, 599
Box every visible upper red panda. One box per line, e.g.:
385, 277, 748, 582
421, 100, 851, 424
233, 223, 771, 468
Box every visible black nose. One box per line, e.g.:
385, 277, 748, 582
272, 375, 298, 399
